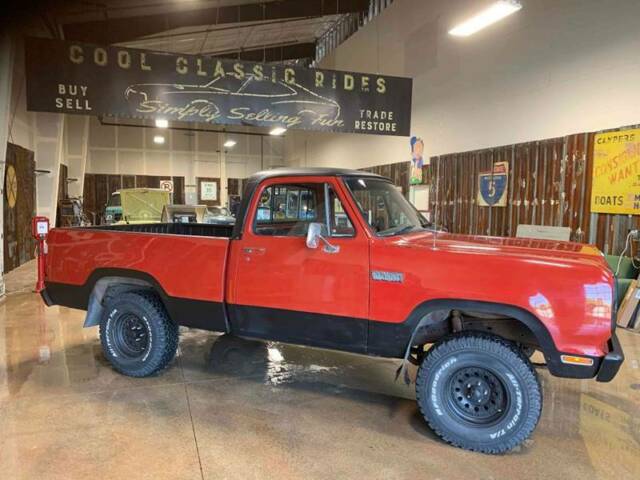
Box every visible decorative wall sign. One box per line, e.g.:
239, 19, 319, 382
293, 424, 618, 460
197, 177, 221, 206
5, 165, 17, 209
24, 37, 413, 137
477, 162, 509, 207
591, 128, 640, 215
409, 136, 424, 185
201, 182, 218, 201
159, 179, 174, 193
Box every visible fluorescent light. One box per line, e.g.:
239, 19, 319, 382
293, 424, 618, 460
153, 135, 165, 145
155, 118, 168, 128
224, 139, 237, 148
449, 0, 522, 37
269, 127, 287, 136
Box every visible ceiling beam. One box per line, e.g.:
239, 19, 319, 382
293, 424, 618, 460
211, 42, 316, 62
62, 0, 370, 45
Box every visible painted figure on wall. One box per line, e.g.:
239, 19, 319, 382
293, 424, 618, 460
410, 136, 424, 185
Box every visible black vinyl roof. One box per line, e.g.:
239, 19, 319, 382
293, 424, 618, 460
247, 167, 385, 183
232, 167, 386, 239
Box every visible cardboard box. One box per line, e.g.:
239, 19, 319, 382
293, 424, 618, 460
617, 279, 640, 328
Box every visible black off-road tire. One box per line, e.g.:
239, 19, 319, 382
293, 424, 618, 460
416, 332, 542, 454
99, 291, 179, 377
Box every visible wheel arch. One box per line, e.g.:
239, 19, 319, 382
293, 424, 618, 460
83, 268, 170, 328
403, 298, 559, 358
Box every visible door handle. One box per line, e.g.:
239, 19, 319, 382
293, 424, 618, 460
243, 247, 266, 255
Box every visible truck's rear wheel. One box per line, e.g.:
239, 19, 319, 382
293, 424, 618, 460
99, 291, 178, 377
416, 332, 542, 454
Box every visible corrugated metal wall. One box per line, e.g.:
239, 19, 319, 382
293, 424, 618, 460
426, 127, 640, 255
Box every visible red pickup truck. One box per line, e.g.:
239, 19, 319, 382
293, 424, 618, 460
39, 167, 623, 454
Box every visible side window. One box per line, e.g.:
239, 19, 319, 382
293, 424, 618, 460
254, 183, 355, 237
255, 183, 319, 236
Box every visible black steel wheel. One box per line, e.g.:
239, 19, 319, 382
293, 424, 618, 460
110, 313, 150, 359
100, 291, 178, 377
416, 332, 542, 454
446, 367, 508, 425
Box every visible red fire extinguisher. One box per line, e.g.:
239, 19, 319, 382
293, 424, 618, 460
31, 216, 49, 293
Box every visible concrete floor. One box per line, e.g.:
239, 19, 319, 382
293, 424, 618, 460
0, 261, 638, 480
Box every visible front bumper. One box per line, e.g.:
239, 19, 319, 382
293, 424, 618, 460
546, 332, 624, 382
595, 333, 624, 382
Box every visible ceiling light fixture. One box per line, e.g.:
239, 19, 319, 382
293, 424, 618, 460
270, 127, 287, 136
155, 118, 168, 128
153, 135, 165, 145
224, 139, 237, 148
448, 0, 522, 37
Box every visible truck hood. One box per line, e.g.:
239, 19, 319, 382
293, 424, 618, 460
390, 230, 609, 269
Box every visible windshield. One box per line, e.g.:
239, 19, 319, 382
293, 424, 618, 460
209, 207, 231, 216
345, 177, 428, 236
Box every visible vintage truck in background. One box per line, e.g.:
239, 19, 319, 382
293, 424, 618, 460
38, 167, 623, 454
104, 188, 170, 225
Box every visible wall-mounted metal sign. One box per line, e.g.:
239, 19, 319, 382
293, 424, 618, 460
591, 127, 640, 215
477, 161, 509, 207
25, 37, 413, 137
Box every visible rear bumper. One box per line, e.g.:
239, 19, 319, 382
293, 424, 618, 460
40, 288, 54, 306
595, 334, 624, 382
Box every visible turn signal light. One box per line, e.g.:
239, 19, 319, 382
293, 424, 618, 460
560, 355, 594, 366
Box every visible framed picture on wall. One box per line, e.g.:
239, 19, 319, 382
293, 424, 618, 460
201, 182, 217, 201
197, 177, 221, 206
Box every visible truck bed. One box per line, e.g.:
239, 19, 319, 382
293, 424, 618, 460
44, 224, 231, 332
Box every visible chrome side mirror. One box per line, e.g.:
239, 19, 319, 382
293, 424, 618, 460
306, 222, 340, 254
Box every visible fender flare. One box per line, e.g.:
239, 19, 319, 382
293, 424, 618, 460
83, 269, 169, 328
405, 299, 557, 353
394, 298, 559, 383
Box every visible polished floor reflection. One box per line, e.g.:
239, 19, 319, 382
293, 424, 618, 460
1, 261, 639, 479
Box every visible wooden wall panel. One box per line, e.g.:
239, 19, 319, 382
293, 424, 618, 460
360, 161, 411, 197
171, 176, 185, 204
108, 175, 122, 196
3, 144, 36, 273
227, 178, 245, 197
55, 164, 69, 227
58, 164, 68, 202
428, 127, 640, 256
122, 175, 135, 189
134, 175, 156, 189
83, 173, 97, 222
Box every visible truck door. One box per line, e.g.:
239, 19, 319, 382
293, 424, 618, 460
227, 176, 370, 353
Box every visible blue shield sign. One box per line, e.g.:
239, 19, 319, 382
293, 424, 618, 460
478, 163, 509, 207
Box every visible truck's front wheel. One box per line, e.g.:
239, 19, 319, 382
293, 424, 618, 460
99, 291, 178, 377
416, 332, 542, 454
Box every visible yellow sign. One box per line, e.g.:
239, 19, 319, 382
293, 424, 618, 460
591, 128, 640, 215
